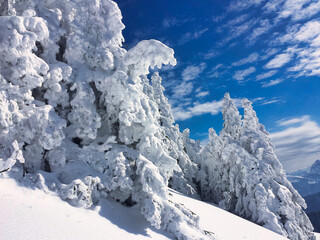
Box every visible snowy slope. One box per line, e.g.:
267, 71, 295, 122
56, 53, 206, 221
0, 177, 173, 240
169, 189, 288, 240
0, 176, 294, 240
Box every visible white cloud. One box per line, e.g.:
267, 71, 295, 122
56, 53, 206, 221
233, 66, 256, 81
162, 17, 192, 29
294, 20, 320, 42
311, 34, 320, 47
254, 97, 284, 105
232, 52, 259, 66
179, 28, 209, 45
265, 53, 292, 69
288, 47, 320, 77
227, 0, 265, 12
277, 115, 310, 126
256, 70, 278, 80
195, 87, 210, 98
261, 78, 284, 87
270, 116, 320, 172
181, 63, 206, 81
292, 2, 320, 21
173, 100, 223, 121
202, 49, 220, 60
212, 64, 224, 71
260, 48, 280, 61
170, 63, 207, 101
196, 91, 210, 98
263, 0, 285, 13
171, 81, 194, 99
173, 95, 282, 121
278, 0, 310, 19
218, 19, 258, 45
246, 19, 272, 44
225, 14, 249, 26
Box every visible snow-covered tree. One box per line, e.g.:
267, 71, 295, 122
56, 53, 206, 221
0, 0, 314, 239
149, 72, 198, 197
238, 98, 315, 240
220, 92, 241, 141
197, 128, 223, 202
197, 94, 315, 240
0, 1, 210, 239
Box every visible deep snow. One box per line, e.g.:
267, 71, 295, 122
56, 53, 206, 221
0, 174, 304, 240
0, 176, 173, 240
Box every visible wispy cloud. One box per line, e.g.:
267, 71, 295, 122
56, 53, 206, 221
260, 48, 280, 61
233, 66, 256, 81
246, 19, 272, 45
218, 18, 258, 45
202, 49, 220, 60
256, 70, 278, 80
265, 53, 292, 68
277, 115, 310, 127
254, 97, 285, 105
232, 52, 259, 66
173, 100, 223, 121
170, 63, 207, 100
213, 0, 320, 82
227, 0, 265, 12
278, 0, 316, 20
179, 28, 209, 45
263, 0, 285, 14
195, 87, 210, 98
171, 81, 194, 99
181, 63, 206, 81
294, 20, 320, 42
261, 78, 284, 87
270, 115, 320, 172
217, 13, 250, 32
162, 17, 193, 29
173, 95, 281, 121
291, 2, 320, 21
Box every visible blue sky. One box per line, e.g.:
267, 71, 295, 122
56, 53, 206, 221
115, 0, 320, 173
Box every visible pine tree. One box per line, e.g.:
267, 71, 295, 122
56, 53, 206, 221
239, 98, 315, 240
0, 1, 210, 239
198, 94, 315, 240
220, 92, 241, 141
150, 72, 198, 197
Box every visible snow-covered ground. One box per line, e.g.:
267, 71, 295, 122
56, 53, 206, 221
2, 176, 309, 240
0, 177, 172, 240
169, 189, 287, 240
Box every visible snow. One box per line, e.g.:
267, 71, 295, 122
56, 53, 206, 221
169, 189, 288, 240
0, 1, 316, 239
0, 175, 296, 240
0, 177, 172, 240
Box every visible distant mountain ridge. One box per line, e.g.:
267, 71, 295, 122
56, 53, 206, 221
288, 160, 320, 233
288, 160, 320, 197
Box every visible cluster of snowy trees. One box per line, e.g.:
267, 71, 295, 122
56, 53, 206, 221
195, 94, 315, 240
0, 0, 315, 239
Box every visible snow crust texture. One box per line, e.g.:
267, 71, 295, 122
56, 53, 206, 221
0, 1, 315, 240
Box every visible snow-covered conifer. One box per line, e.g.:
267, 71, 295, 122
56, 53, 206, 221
197, 128, 223, 202
0, 1, 210, 239
220, 92, 241, 141
198, 94, 315, 240
239, 98, 315, 240
149, 72, 198, 197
